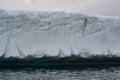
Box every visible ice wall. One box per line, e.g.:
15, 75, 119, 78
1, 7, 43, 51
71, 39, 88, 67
0, 10, 120, 58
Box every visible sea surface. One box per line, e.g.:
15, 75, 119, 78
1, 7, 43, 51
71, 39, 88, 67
0, 67, 120, 80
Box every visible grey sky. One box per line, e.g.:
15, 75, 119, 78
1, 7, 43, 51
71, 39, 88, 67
0, 0, 99, 12
0, 0, 120, 16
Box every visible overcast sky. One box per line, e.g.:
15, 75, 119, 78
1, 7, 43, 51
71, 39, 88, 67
0, 0, 120, 16
0, 0, 98, 12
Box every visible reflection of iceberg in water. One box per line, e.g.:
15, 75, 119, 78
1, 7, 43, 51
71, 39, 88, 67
0, 10, 120, 59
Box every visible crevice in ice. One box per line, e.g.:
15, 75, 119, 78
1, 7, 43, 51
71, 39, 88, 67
42, 50, 51, 58
1, 29, 13, 58
71, 48, 77, 57
58, 49, 66, 57
15, 40, 25, 58
82, 16, 88, 37
1, 35, 10, 58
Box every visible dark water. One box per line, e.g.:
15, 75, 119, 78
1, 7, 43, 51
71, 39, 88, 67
0, 67, 120, 80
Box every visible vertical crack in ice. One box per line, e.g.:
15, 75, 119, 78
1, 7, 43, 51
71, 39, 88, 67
71, 48, 76, 56
1, 34, 11, 58
15, 40, 25, 58
58, 49, 66, 57
82, 16, 88, 37
1, 16, 14, 58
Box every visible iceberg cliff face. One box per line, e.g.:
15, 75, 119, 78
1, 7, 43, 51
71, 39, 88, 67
0, 10, 120, 58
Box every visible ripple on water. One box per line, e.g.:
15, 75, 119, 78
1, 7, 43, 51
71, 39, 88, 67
0, 67, 120, 80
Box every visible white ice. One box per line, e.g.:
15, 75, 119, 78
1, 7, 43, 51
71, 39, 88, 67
0, 10, 120, 58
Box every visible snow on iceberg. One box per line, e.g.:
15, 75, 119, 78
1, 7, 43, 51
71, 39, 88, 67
0, 10, 120, 58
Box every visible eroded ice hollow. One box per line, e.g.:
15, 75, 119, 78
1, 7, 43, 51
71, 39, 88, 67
0, 10, 120, 58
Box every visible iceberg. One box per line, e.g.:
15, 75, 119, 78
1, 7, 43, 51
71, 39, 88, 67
0, 10, 120, 58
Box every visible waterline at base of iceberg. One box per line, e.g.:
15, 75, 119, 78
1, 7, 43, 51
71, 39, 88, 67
0, 53, 120, 68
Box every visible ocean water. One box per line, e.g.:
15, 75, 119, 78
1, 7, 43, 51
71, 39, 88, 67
0, 67, 120, 80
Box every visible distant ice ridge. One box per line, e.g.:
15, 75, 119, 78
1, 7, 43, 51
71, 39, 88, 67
0, 10, 120, 58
